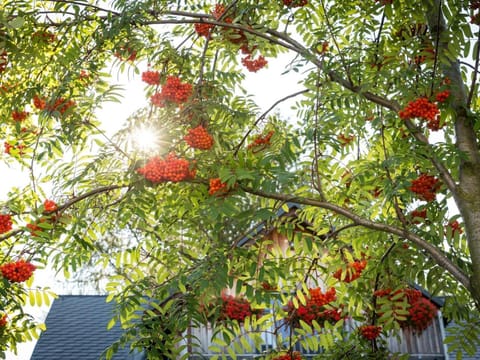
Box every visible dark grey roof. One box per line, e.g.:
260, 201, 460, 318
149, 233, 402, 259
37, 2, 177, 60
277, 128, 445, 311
31, 295, 144, 360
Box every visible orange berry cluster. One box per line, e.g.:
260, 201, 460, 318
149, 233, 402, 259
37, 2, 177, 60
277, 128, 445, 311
0, 314, 7, 327
410, 208, 427, 223
114, 46, 137, 62
137, 153, 196, 183
33, 95, 75, 115
184, 125, 214, 150
359, 325, 382, 340
286, 287, 341, 327
194, 23, 214, 38
374, 288, 437, 332
4, 142, 25, 156
273, 351, 302, 360
435, 89, 450, 103
241, 54, 268, 72
208, 178, 228, 196
247, 130, 274, 151
194, 4, 232, 38
0, 50, 7, 73
375, 0, 393, 4
405, 297, 438, 331
282, 0, 308, 7
0, 214, 12, 234
338, 133, 355, 146
27, 222, 42, 237
398, 97, 441, 130
151, 76, 193, 107
12, 110, 29, 122
32, 30, 56, 43
220, 295, 254, 322
333, 259, 367, 283
0, 259, 36, 283
44, 199, 58, 212
141, 70, 161, 86
409, 173, 440, 202
447, 220, 463, 235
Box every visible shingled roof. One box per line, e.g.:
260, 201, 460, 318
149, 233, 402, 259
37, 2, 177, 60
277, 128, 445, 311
30, 295, 144, 360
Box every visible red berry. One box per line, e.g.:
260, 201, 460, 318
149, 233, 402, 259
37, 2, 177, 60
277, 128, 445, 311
184, 125, 214, 150
359, 325, 382, 340
151, 76, 193, 107
241, 54, 268, 72
0, 259, 36, 283
0, 214, 13, 234
137, 153, 196, 183
409, 174, 440, 202
0, 314, 7, 327
43, 199, 58, 212
248, 130, 274, 151
282, 0, 308, 7
11, 110, 29, 122
399, 97, 441, 130
141, 70, 161, 86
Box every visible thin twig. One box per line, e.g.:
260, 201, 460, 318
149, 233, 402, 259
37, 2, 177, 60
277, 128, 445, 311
233, 89, 309, 156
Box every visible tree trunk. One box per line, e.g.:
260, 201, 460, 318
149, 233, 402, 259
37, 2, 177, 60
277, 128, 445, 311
425, 0, 480, 307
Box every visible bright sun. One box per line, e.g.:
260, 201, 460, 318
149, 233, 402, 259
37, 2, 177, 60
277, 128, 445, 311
131, 126, 160, 152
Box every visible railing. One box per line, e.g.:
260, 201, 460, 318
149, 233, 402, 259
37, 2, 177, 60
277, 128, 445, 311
186, 316, 446, 359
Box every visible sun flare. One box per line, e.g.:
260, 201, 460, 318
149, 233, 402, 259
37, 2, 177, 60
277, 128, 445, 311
131, 126, 160, 152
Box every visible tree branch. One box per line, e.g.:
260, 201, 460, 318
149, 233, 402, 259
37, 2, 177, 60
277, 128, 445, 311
240, 185, 472, 292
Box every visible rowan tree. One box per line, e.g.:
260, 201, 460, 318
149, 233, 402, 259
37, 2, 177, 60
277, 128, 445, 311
1, 0, 480, 359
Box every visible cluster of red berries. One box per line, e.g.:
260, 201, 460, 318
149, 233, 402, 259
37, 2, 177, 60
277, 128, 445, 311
151, 76, 193, 107
404, 297, 438, 331
374, 288, 437, 332
338, 134, 355, 146
0, 214, 13, 234
27, 222, 43, 237
114, 46, 137, 62
0, 259, 36, 283
184, 125, 214, 150
272, 351, 303, 360
194, 4, 232, 38
33, 95, 76, 115
471, 1, 480, 24
241, 54, 268, 72
399, 97, 441, 131
137, 153, 196, 183
409, 173, 440, 202
410, 208, 427, 223
32, 30, 56, 43
286, 287, 341, 327
0, 49, 7, 73
261, 281, 278, 291
375, 0, 393, 4
413, 47, 435, 65
447, 220, 463, 236
359, 325, 382, 340
333, 259, 367, 283
44, 199, 58, 212
194, 23, 214, 38
220, 295, 256, 322
4, 142, 26, 156
208, 178, 228, 196
435, 90, 450, 103
0, 314, 7, 327
11, 110, 29, 122
282, 0, 308, 7
247, 130, 274, 151
141, 70, 161, 86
